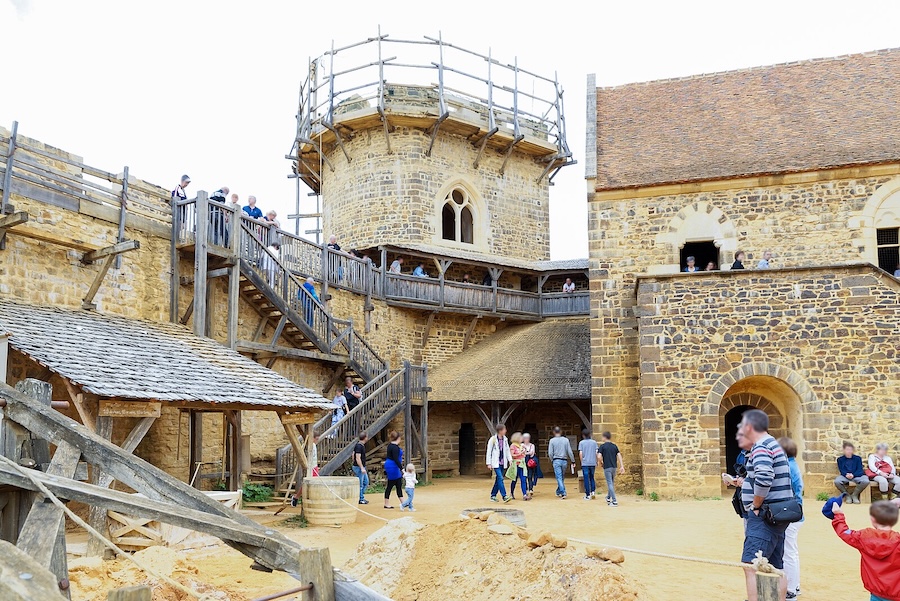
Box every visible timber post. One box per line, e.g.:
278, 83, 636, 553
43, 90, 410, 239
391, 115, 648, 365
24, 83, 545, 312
226, 207, 241, 349
297, 547, 335, 601
193, 190, 209, 337
756, 572, 780, 601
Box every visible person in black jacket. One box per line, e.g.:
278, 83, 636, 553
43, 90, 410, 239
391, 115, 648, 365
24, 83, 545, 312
731, 250, 746, 270
383, 431, 404, 509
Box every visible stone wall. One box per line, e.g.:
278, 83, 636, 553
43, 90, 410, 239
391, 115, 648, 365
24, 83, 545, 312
426, 401, 591, 476
588, 172, 900, 495
635, 265, 900, 498
321, 126, 551, 262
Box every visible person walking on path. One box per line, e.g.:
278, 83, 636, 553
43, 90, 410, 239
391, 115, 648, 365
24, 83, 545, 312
779, 437, 804, 600
485, 423, 512, 503
835, 441, 870, 503
548, 426, 574, 499
352, 432, 369, 505
507, 432, 528, 500
579, 429, 600, 501
383, 431, 405, 509
599, 431, 625, 506
400, 463, 418, 512
522, 432, 537, 499
739, 409, 792, 601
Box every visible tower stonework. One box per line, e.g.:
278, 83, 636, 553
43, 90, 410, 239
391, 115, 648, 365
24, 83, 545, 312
292, 33, 573, 263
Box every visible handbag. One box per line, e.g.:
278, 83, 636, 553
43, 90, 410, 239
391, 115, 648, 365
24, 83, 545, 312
866, 458, 892, 479
761, 498, 803, 526
527, 458, 537, 469
731, 487, 745, 518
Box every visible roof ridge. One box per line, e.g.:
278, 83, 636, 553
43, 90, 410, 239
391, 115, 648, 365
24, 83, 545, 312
595, 47, 900, 91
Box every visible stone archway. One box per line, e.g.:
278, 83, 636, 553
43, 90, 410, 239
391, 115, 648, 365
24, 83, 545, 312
719, 392, 787, 477
707, 362, 817, 486
654, 201, 739, 272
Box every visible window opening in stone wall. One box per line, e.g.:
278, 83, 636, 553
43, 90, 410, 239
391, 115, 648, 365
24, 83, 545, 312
440, 186, 477, 245
460, 206, 474, 244
442, 204, 456, 241
876, 227, 899, 274
680, 240, 718, 271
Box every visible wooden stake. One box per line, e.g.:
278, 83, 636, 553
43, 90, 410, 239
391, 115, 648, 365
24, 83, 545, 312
297, 547, 335, 601
756, 572, 781, 601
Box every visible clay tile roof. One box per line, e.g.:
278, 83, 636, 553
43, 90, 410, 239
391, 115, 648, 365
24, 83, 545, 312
0, 299, 335, 411
594, 48, 900, 190
428, 318, 590, 402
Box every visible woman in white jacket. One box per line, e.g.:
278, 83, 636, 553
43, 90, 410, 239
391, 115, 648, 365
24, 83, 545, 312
868, 443, 900, 497
485, 423, 512, 503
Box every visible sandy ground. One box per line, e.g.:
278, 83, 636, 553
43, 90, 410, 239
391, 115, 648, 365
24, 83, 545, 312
68, 476, 870, 600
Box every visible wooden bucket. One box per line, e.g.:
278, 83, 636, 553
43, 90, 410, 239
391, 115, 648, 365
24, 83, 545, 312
302, 476, 359, 525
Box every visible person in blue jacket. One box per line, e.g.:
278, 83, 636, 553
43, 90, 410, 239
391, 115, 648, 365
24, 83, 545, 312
835, 441, 871, 503
383, 430, 404, 509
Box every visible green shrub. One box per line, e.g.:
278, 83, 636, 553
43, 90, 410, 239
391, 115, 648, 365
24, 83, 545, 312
280, 514, 308, 529
242, 483, 273, 503
649, 492, 660, 502
816, 492, 830, 502
635, 488, 643, 496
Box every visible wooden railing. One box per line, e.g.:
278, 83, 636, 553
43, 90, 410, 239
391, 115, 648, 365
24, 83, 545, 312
541, 291, 590, 316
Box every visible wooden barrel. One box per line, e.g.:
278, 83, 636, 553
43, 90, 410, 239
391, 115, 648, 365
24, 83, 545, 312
302, 476, 359, 525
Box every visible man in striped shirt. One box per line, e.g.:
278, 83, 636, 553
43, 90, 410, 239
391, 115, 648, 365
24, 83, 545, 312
739, 409, 792, 601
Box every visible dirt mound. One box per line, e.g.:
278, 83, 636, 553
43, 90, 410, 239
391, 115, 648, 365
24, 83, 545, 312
344, 516, 642, 601
68, 546, 223, 601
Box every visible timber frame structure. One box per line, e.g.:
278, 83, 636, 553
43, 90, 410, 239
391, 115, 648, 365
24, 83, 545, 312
0, 380, 387, 600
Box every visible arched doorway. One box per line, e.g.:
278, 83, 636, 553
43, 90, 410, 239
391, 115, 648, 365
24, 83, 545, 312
708, 362, 815, 489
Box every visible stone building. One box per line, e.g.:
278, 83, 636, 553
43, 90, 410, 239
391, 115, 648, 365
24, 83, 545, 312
585, 48, 900, 497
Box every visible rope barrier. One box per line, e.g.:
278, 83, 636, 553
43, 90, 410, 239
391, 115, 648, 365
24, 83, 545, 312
314, 477, 782, 574
0, 455, 215, 601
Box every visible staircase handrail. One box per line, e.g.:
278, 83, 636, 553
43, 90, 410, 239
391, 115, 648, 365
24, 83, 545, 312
309, 367, 392, 434
316, 368, 406, 441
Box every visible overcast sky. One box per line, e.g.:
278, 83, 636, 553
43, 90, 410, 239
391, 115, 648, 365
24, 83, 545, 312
3, 0, 898, 259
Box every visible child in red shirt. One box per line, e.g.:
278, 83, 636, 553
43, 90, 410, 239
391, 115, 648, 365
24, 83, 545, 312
831, 500, 900, 601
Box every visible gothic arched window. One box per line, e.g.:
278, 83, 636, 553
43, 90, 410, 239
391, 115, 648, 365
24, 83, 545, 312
441, 187, 476, 245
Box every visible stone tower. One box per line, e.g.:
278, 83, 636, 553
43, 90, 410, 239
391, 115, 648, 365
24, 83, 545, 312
290, 32, 573, 262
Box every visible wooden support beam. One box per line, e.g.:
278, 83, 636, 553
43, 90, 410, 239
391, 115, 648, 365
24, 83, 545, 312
207, 267, 230, 279
87, 414, 113, 557
63, 380, 96, 434
321, 364, 345, 395
462, 315, 479, 350
17, 441, 80, 597
82, 254, 115, 310
469, 402, 494, 434
566, 401, 592, 431
237, 340, 347, 364
226, 264, 240, 350
499, 404, 518, 427
252, 315, 268, 342
189, 410, 203, 489
193, 191, 209, 337
298, 547, 336, 601
81, 239, 140, 265
6, 226, 100, 253
270, 315, 288, 346
0, 211, 28, 231
0, 540, 64, 601
420, 311, 436, 350
282, 420, 309, 472
179, 298, 194, 326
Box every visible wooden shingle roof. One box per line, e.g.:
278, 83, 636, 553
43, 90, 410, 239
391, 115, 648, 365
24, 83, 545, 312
428, 318, 590, 402
0, 299, 335, 411
594, 48, 900, 190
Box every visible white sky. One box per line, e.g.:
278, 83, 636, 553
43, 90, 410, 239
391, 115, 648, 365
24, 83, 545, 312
3, 0, 898, 259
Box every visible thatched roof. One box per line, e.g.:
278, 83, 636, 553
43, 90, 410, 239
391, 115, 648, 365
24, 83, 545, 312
428, 318, 590, 401
0, 299, 335, 411
593, 48, 900, 190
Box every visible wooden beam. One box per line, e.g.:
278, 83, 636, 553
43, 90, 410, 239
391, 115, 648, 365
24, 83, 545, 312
16, 441, 80, 591
270, 315, 288, 346
189, 410, 203, 489
207, 267, 230, 279
0, 540, 64, 601
193, 191, 209, 336
179, 297, 194, 325
82, 254, 115, 310
63, 379, 96, 434
462, 315, 479, 350
98, 400, 161, 419
0, 211, 28, 230
81, 239, 140, 264
321, 364, 345, 395
87, 415, 113, 557
282, 420, 309, 472
298, 547, 335, 601
6, 226, 100, 253
237, 340, 347, 364
420, 311, 436, 350
566, 401, 591, 431
499, 404, 518, 427
469, 402, 494, 434
252, 315, 268, 342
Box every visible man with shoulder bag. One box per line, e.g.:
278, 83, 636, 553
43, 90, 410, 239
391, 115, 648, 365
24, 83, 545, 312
739, 409, 800, 601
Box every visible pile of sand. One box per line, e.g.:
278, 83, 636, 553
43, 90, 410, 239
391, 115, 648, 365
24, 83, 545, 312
68, 546, 224, 601
344, 515, 643, 601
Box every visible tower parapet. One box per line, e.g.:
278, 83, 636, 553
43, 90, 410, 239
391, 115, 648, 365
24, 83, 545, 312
289, 31, 574, 262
